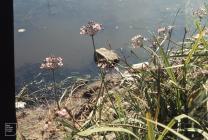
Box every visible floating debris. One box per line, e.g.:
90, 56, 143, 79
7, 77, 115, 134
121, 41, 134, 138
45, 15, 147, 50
18, 28, 26, 33
166, 7, 170, 11
115, 26, 119, 30
129, 25, 133, 29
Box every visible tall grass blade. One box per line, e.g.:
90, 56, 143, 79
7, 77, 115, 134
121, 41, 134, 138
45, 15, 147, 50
158, 114, 202, 140
146, 112, 155, 140
185, 21, 203, 65
143, 117, 190, 140
186, 128, 208, 139
158, 44, 176, 82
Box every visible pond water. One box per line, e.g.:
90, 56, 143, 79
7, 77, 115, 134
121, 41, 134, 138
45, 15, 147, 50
14, 0, 206, 77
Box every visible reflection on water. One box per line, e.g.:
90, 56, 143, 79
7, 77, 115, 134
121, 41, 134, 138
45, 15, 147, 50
14, 0, 205, 71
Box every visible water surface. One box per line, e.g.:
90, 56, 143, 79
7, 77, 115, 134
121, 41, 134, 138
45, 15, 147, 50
14, 0, 205, 73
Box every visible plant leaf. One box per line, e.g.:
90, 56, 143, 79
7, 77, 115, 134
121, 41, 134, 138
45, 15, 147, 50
158, 114, 202, 140
76, 126, 140, 139
146, 112, 155, 140
142, 116, 190, 140
185, 21, 203, 65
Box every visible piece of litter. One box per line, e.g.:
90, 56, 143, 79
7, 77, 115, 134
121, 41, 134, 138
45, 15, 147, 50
15, 101, 26, 109
131, 62, 149, 71
18, 28, 26, 33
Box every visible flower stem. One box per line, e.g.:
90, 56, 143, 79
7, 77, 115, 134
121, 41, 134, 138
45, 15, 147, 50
52, 69, 60, 110
91, 35, 98, 63
91, 35, 96, 52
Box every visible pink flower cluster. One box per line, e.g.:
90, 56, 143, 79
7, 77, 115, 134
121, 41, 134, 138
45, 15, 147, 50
56, 108, 70, 119
193, 7, 207, 18
80, 20, 103, 36
40, 56, 63, 70
131, 35, 144, 48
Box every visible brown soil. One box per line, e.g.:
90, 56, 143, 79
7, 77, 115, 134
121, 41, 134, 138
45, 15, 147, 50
16, 73, 122, 140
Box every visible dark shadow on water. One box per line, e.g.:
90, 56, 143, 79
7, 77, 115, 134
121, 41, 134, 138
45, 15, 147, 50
15, 61, 100, 94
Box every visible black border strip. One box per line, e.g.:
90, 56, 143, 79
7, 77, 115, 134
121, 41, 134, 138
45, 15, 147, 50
0, 0, 16, 139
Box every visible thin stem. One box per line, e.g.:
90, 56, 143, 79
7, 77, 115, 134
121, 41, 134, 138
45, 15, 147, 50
143, 45, 159, 58
91, 35, 96, 52
181, 27, 187, 55
52, 69, 60, 110
91, 35, 98, 63
170, 53, 208, 57
92, 68, 105, 122
154, 64, 161, 125
102, 76, 120, 120
98, 68, 105, 123
166, 8, 181, 54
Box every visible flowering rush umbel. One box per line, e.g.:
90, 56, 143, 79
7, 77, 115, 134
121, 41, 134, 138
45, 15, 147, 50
80, 20, 103, 36
131, 35, 146, 48
40, 56, 63, 70
40, 56, 63, 110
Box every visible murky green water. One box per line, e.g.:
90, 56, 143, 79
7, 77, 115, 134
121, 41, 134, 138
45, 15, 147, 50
14, 0, 205, 71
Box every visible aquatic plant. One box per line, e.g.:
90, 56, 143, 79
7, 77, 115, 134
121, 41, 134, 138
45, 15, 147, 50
80, 20, 103, 62
40, 56, 63, 70
80, 20, 103, 36
193, 6, 208, 19
40, 56, 63, 110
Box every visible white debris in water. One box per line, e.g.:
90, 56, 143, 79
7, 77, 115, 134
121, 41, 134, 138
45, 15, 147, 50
129, 25, 133, 29
18, 28, 26, 33
42, 26, 48, 30
15, 101, 26, 109
115, 26, 119, 30
166, 7, 170, 11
